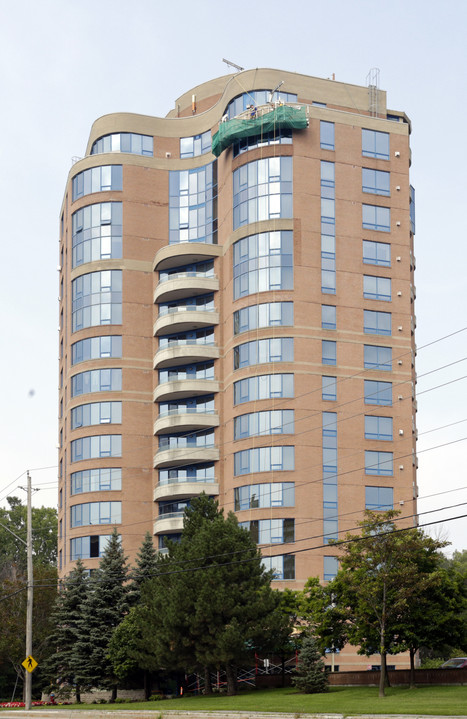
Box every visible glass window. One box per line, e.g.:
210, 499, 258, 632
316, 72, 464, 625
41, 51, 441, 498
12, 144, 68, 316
180, 130, 211, 158
410, 185, 416, 235
71, 402, 122, 429
234, 410, 294, 439
233, 231, 293, 299
71, 368, 122, 397
71, 435, 122, 462
71, 468, 122, 495
364, 380, 392, 406
320, 121, 335, 151
158, 463, 215, 485
322, 340, 336, 365
225, 90, 297, 120
363, 240, 391, 267
159, 395, 215, 417
364, 415, 393, 441
365, 450, 393, 476
364, 345, 392, 371
322, 376, 337, 401
362, 129, 390, 160
239, 518, 295, 544
362, 168, 390, 197
158, 498, 193, 518
158, 293, 215, 315
71, 501, 121, 527
72, 166, 122, 201
71, 336, 122, 365
158, 428, 215, 451
322, 305, 336, 330
321, 160, 336, 295
159, 259, 214, 283
233, 157, 293, 229
169, 163, 217, 244
234, 446, 295, 476
233, 128, 292, 157
234, 482, 294, 510
234, 302, 293, 335
91, 133, 153, 156
72, 203, 122, 268
323, 556, 338, 581
70, 534, 112, 560
71, 270, 122, 331
158, 327, 215, 350
234, 373, 294, 405
365, 486, 394, 510
364, 310, 391, 336
363, 204, 391, 232
234, 338, 293, 369
158, 361, 214, 383
262, 554, 295, 580
363, 275, 391, 302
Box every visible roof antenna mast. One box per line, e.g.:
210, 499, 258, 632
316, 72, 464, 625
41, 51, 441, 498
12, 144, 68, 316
223, 58, 244, 73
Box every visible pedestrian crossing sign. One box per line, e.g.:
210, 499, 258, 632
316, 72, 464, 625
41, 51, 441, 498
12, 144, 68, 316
22, 655, 38, 673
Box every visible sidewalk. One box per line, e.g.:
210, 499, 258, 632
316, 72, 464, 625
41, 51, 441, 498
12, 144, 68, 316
1, 711, 466, 719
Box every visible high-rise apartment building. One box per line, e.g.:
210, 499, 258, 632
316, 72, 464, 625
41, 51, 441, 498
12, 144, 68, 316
58, 68, 417, 667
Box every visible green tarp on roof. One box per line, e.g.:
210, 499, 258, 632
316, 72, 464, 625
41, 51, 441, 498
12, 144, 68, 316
211, 105, 308, 157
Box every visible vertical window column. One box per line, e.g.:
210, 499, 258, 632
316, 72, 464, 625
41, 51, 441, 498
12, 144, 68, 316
321, 161, 335, 294
323, 412, 338, 542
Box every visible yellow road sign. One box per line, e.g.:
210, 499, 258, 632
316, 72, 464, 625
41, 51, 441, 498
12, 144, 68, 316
22, 655, 38, 673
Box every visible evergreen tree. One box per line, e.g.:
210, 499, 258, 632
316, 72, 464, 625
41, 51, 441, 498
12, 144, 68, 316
42, 559, 89, 701
133, 494, 292, 695
72, 529, 129, 699
128, 531, 159, 605
292, 635, 329, 694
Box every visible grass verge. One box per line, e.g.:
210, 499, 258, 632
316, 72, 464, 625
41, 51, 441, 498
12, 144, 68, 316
11, 685, 466, 715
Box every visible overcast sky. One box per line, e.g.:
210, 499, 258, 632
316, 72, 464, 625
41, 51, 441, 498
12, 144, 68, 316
1, 0, 465, 554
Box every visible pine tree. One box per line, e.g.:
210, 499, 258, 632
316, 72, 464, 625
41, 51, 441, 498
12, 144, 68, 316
72, 529, 129, 699
42, 559, 89, 701
293, 635, 329, 694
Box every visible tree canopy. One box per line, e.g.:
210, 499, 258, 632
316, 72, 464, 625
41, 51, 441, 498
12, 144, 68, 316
110, 494, 292, 695
0, 496, 58, 699
312, 511, 457, 696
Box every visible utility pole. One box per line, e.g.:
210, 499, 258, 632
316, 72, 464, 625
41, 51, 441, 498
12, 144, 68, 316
25, 471, 33, 710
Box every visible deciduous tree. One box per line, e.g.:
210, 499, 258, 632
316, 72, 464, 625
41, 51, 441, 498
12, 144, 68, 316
327, 510, 448, 697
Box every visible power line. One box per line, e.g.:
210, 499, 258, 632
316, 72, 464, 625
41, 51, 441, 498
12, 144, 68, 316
15, 511, 467, 593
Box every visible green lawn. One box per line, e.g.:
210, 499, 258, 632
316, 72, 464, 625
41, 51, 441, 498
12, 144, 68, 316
22, 685, 466, 715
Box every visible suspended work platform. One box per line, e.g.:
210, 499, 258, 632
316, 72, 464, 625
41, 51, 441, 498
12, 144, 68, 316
211, 104, 308, 157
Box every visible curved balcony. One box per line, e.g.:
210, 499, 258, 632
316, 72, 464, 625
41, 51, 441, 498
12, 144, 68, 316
154, 379, 219, 402
154, 480, 219, 502
153, 514, 184, 535
154, 344, 219, 369
154, 446, 219, 469
154, 411, 220, 435
154, 276, 219, 303
154, 309, 219, 336
153, 242, 222, 272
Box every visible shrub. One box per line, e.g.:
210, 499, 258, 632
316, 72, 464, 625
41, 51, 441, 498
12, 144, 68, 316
292, 635, 329, 694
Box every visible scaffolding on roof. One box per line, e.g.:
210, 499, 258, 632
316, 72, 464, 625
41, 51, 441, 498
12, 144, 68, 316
211, 104, 308, 157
